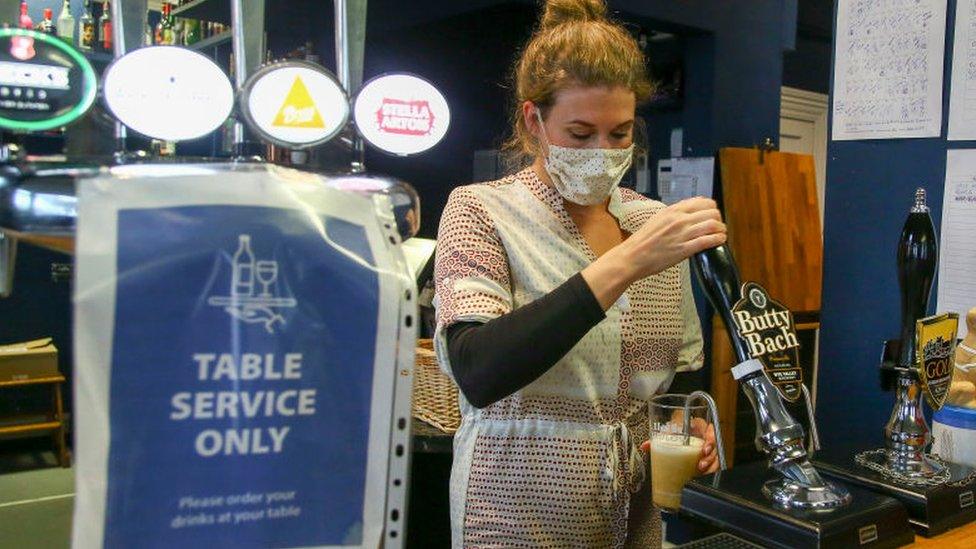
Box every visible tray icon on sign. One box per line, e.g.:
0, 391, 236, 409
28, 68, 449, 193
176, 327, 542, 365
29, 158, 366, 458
207, 234, 296, 333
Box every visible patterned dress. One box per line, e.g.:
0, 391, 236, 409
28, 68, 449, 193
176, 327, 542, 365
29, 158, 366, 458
433, 167, 704, 548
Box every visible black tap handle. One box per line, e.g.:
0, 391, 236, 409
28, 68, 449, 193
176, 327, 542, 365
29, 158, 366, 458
691, 245, 752, 364
896, 188, 938, 368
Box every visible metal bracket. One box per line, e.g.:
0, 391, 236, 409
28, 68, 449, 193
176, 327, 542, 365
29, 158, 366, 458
799, 384, 821, 454
684, 390, 728, 471
758, 137, 777, 165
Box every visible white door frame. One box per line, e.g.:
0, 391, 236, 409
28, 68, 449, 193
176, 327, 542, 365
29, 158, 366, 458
780, 86, 828, 409
781, 86, 829, 226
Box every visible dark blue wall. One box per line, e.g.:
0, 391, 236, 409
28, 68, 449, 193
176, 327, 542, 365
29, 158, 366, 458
818, 1, 962, 447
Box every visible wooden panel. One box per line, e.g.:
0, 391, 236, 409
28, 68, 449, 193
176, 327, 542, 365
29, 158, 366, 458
718, 148, 823, 312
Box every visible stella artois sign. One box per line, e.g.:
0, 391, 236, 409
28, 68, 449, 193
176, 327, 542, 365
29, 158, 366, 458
731, 282, 803, 402
353, 73, 450, 156
915, 313, 959, 410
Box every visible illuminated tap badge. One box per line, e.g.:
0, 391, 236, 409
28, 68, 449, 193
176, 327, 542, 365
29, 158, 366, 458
731, 282, 803, 402
241, 60, 349, 149
354, 73, 450, 156
103, 46, 234, 141
916, 313, 959, 410
0, 29, 97, 131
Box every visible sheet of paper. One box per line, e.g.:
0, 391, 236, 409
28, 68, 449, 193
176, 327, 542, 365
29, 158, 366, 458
670, 127, 683, 158
657, 157, 714, 205
938, 150, 976, 339
832, 0, 947, 140
949, 1, 976, 139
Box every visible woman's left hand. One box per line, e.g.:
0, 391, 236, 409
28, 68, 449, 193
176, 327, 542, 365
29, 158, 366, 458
690, 417, 720, 474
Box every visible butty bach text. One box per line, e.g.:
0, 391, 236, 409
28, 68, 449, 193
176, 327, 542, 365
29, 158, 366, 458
733, 310, 799, 356
169, 353, 317, 457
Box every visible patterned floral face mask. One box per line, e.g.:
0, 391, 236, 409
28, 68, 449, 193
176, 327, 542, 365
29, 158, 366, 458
536, 110, 634, 206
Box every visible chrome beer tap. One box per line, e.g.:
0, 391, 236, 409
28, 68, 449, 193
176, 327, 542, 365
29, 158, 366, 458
692, 245, 851, 509
883, 188, 944, 479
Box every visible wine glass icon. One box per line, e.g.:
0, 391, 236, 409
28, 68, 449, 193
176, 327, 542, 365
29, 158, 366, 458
255, 261, 278, 298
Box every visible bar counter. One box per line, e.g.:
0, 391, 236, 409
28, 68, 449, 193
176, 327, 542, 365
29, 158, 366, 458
909, 522, 976, 547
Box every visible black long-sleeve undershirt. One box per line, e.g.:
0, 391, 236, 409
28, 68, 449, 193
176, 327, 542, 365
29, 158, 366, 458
446, 272, 606, 408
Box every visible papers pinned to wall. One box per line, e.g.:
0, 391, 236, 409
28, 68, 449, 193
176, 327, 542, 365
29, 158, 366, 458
949, 0, 976, 139
832, 0, 947, 140
938, 150, 976, 339
656, 157, 714, 205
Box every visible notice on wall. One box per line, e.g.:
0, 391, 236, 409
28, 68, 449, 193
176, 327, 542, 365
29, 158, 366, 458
72, 164, 412, 548
832, 0, 947, 140
949, 1, 976, 139
938, 151, 976, 339
657, 157, 714, 205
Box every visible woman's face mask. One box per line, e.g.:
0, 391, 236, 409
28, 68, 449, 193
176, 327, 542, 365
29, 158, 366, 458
536, 109, 634, 206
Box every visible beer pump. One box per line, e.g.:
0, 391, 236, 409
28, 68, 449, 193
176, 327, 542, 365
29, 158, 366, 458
815, 189, 976, 536
680, 245, 914, 548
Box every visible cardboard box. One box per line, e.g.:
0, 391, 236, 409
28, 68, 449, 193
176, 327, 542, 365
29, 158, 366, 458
0, 338, 59, 382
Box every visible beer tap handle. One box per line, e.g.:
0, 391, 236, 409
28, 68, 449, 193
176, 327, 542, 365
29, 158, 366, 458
691, 245, 752, 364
896, 188, 938, 369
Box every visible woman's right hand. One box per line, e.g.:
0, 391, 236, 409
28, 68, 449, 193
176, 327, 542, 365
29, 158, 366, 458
582, 197, 726, 310
616, 197, 726, 280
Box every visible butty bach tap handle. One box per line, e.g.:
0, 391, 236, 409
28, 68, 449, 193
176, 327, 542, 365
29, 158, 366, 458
691, 245, 751, 363
896, 188, 938, 369
692, 244, 851, 508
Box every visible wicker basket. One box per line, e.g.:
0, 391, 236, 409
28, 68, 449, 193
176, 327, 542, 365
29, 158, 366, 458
412, 339, 461, 433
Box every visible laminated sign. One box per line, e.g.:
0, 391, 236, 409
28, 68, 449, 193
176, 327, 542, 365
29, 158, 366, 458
72, 164, 415, 548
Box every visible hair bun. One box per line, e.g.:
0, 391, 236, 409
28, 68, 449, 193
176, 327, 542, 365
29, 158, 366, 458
540, 0, 607, 30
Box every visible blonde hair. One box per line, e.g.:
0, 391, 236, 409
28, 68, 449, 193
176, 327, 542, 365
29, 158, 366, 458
503, 0, 653, 163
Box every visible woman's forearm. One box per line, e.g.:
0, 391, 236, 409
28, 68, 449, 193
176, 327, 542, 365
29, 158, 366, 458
446, 272, 606, 408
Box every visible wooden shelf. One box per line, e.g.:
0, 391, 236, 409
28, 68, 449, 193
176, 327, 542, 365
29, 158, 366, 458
189, 30, 232, 51
0, 375, 65, 388
172, 0, 231, 25
0, 376, 70, 466
0, 420, 61, 436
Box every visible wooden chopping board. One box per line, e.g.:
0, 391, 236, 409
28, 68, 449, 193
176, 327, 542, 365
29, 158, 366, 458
718, 148, 823, 312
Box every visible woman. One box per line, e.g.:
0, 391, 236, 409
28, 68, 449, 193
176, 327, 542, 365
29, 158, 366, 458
433, 1, 726, 546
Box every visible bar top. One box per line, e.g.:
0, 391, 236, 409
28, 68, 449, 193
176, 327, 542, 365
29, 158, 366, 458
910, 521, 976, 547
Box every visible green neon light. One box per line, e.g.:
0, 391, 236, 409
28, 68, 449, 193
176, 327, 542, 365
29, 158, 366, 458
0, 29, 98, 132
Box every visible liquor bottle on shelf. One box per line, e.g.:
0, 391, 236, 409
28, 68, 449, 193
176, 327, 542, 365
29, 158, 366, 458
155, 3, 175, 45
79, 0, 94, 51
98, 1, 111, 52
183, 18, 200, 45
18, 1, 32, 30
56, 0, 75, 44
36, 8, 54, 34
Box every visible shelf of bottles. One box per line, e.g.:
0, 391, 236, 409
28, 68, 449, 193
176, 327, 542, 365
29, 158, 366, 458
154, 1, 230, 48
17, 0, 111, 61
189, 29, 230, 51
171, 0, 231, 26
13, 1, 230, 58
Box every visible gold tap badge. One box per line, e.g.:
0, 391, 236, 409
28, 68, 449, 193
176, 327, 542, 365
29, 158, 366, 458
915, 313, 959, 410
731, 282, 803, 402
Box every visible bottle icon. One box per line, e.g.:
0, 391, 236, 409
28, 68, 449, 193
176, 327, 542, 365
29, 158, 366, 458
231, 234, 255, 297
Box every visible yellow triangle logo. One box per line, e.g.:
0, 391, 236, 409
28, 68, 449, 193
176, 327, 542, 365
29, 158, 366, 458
272, 76, 326, 129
